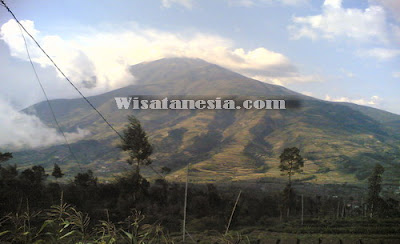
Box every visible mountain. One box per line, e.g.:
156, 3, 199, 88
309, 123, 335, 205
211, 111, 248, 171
9, 58, 400, 185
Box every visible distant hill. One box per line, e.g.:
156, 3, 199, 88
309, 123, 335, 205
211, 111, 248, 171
9, 58, 400, 185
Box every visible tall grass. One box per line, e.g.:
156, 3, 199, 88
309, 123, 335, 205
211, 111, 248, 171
0, 194, 175, 244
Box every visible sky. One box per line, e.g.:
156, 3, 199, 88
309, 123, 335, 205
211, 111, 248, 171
0, 0, 399, 149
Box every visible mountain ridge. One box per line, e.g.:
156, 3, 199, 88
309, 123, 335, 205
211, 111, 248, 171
9, 57, 400, 185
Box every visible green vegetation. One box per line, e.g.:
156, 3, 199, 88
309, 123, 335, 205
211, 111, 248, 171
119, 115, 153, 175
52, 163, 64, 180
1, 162, 400, 243
367, 163, 385, 217
279, 147, 304, 186
0, 152, 13, 163
279, 147, 304, 218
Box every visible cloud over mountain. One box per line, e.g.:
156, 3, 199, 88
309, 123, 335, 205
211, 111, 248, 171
1, 19, 316, 96
324, 95, 382, 106
0, 99, 89, 150
0, 19, 321, 149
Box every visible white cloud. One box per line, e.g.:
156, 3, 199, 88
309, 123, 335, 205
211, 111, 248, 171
251, 74, 323, 85
0, 19, 318, 93
228, 0, 255, 7
0, 20, 39, 56
393, 72, 400, 78
161, 0, 193, 8
289, 0, 389, 43
229, 0, 309, 7
324, 95, 382, 106
370, 0, 400, 21
280, 0, 309, 6
1, 19, 133, 94
0, 99, 90, 150
301, 91, 313, 96
358, 48, 400, 61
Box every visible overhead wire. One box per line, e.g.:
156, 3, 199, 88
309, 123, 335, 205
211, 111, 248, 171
16, 19, 84, 172
1, 0, 165, 178
0, 0, 123, 140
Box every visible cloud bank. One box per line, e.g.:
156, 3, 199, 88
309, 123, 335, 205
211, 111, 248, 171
161, 0, 309, 8
289, 0, 389, 43
289, 0, 400, 63
0, 100, 90, 150
371, 0, 400, 22
1, 19, 314, 90
324, 95, 382, 106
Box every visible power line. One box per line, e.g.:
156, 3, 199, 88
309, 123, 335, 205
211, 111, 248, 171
1, 0, 165, 178
17, 20, 83, 172
0, 0, 123, 141
148, 164, 165, 179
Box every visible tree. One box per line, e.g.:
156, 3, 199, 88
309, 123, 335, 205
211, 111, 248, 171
279, 147, 304, 185
20, 165, 48, 185
0, 164, 17, 180
52, 163, 64, 181
74, 170, 97, 188
0, 152, 14, 180
0, 152, 12, 164
367, 163, 385, 217
279, 147, 304, 218
119, 116, 153, 175
280, 183, 296, 219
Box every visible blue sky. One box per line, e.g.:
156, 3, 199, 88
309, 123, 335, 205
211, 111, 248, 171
1, 0, 399, 110
0, 0, 399, 148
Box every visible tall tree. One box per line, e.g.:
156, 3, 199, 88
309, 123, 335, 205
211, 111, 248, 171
279, 147, 304, 185
367, 163, 385, 217
52, 163, 64, 181
279, 147, 304, 217
119, 116, 153, 175
74, 170, 97, 188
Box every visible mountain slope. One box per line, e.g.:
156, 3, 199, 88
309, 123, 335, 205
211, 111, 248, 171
10, 58, 400, 185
